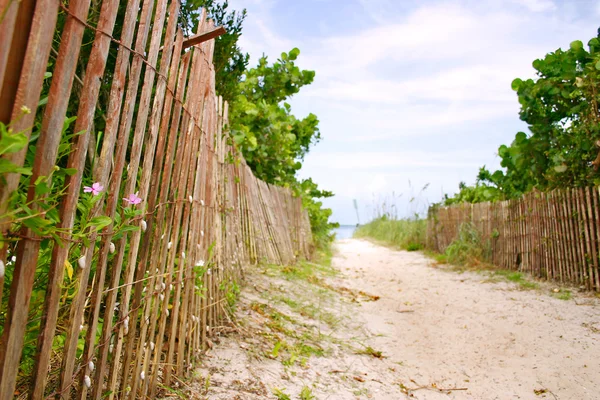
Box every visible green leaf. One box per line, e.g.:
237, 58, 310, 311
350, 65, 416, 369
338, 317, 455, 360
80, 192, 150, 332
35, 181, 51, 196
22, 216, 51, 233
87, 216, 112, 231
289, 48, 300, 60
62, 168, 78, 176
511, 78, 522, 91
595, 60, 600, 70
0, 131, 28, 156
570, 40, 583, 51
515, 132, 527, 143
65, 259, 73, 281
0, 158, 32, 175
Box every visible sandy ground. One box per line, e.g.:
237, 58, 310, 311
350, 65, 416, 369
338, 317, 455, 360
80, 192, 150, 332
181, 239, 600, 400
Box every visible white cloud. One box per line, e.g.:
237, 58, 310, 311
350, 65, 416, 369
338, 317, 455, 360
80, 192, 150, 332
305, 150, 486, 170
510, 0, 556, 13
226, 0, 599, 223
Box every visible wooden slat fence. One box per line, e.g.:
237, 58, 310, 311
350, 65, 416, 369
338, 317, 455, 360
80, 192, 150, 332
427, 188, 600, 292
0, 1, 312, 398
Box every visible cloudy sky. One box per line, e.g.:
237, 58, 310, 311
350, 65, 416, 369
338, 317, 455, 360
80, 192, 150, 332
228, 0, 600, 224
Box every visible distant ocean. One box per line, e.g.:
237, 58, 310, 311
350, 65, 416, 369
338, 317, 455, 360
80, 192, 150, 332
334, 225, 357, 240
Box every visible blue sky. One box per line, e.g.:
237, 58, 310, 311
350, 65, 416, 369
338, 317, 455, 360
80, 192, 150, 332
228, 0, 600, 224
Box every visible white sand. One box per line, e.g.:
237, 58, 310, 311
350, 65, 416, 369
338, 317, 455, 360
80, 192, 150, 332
189, 239, 600, 399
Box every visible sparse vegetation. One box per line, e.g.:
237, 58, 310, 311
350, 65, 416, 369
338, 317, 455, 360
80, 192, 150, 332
354, 216, 427, 251
355, 345, 385, 359
273, 388, 292, 400
491, 270, 539, 290
299, 386, 316, 400
554, 289, 572, 300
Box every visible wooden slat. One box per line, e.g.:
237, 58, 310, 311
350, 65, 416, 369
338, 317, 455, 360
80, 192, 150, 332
0, 0, 59, 342
0, 0, 87, 396
182, 25, 227, 49
585, 187, 598, 291
30, 0, 122, 395
147, 48, 192, 399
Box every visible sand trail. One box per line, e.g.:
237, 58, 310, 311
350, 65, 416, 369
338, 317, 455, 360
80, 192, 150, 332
187, 239, 600, 400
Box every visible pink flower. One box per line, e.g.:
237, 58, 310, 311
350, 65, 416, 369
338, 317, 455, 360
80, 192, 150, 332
83, 182, 104, 196
123, 193, 142, 205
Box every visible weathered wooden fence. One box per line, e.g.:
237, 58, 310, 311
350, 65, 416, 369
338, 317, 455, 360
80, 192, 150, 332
0, 1, 312, 398
427, 188, 600, 292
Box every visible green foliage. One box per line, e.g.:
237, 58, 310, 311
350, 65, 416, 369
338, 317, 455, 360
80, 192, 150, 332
227, 47, 336, 249
0, 116, 142, 382
355, 345, 385, 358
444, 223, 491, 266
180, 2, 338, 250
487, 270, 539, 290
443, 178, 503, 205
554, 289, 572, 300
181, 1, 338, 248
354, 216, 426, 251
297, 178, 339, 250
445, 29, 600, 205
230, 48, 320, 186
272, 388, 292, 400
299, 386, 315, 400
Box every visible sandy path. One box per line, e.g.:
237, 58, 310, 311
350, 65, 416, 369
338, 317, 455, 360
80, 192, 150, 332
187, 239, 600, 400
331, 239, 600, 399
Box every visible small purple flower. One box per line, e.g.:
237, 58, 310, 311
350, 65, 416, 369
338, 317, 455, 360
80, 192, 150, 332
84, 182, 104, 196
123, 193, 142, 205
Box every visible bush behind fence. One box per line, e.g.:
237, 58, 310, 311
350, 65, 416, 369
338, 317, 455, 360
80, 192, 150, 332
0, 2, 311, 399
427, 187, 600, 292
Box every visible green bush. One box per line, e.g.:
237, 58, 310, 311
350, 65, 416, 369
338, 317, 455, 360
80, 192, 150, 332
444, 222, 491, 266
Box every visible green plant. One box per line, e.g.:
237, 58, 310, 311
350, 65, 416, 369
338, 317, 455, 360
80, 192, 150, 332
444, 223, 491, 266
492, 270, 539, 290
0, 113, 146, 383
406, 243, 423, 251
355, 345, 384, 359
554, 289, 572, 300
354, 216, 426, 251
444, 30, 600, 205
228, 48, 337, 250
299, 386, 315, 400
273, 388, 292, 400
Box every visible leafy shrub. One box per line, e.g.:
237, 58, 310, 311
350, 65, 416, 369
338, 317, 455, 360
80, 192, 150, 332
444, 31, 600, 205
444, 223, 491, 266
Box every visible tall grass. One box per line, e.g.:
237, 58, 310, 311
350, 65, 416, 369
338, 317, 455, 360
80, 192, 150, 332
353, 216, 427, 251
444, 222, 492, 266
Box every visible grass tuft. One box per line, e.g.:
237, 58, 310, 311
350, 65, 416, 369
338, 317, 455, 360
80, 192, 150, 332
554, 289, 572, 300
355, 345, 385, 359
273, 388, 291, 400
300, 386, 315, 400
491, 270, 538, 290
